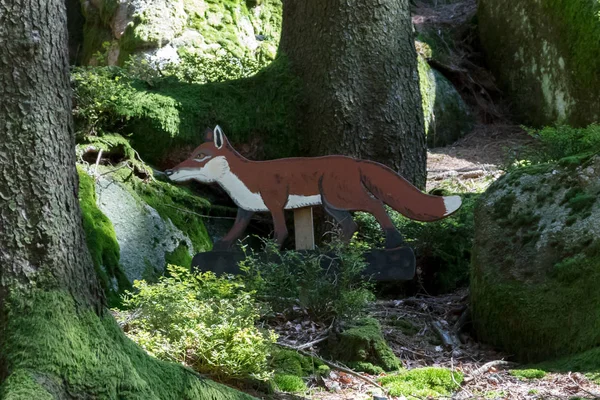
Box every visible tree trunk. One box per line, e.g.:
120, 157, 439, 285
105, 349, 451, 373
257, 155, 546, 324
279, 0, 427, 188
0, 0, 102, 310
0, 2, 252, 398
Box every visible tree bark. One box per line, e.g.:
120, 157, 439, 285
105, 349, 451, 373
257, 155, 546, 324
0, 2, 253, 399
0, 0, 102, 309
279, 0, 427, 188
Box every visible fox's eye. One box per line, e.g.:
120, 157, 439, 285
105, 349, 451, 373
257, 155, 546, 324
193, 153, 210, 163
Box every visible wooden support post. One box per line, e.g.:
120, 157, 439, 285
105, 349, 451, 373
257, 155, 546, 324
294, 207, 315, 250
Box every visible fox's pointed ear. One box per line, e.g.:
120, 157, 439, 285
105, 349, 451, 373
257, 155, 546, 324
214, 125, 225, 149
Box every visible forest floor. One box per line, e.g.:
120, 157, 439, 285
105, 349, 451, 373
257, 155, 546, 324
426, 123, 535, 193
258, 123, 600, 400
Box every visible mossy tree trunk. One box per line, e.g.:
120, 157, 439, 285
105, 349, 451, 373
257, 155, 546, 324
0, 2, 251, 398
279, 0, 427, 188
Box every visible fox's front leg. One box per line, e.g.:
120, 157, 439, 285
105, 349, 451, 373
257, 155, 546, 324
261, 192, 288, 247
213, 208, 254, 251
269, 207, 288, 247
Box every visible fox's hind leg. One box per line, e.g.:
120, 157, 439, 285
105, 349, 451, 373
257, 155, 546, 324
321, 199, 358, 243
319, 177, 404, 249
361, 201, 405, 249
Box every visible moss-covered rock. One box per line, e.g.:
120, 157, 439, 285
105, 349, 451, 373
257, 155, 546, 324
328, 318, 400, 371
80, 0, 282, 66
76, 134, 214, 283
418, 56, 473, 147
0, 289, 253, 399
91, 168, 212, 282
471, 154, 600, 361
478, 0, 600, 126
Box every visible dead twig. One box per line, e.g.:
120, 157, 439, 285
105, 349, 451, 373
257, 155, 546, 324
464, 360, 512, 383
295, 336, 329, 350
568, 372, 600, 399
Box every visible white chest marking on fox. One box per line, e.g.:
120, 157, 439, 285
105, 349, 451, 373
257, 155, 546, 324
218, 169, 269, 212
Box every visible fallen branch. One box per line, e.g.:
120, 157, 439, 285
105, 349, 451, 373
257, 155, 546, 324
295, 336, 329, 350
464, 360, 512, 383
568, 372, 600, 399
274, 342, 385, 391
429, 320, 461, 348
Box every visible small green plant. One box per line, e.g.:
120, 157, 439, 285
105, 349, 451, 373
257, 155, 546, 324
239, 237, 374, 323
527, 124, 600, 162
114, 265, 277, 380
71, 66, 136, 137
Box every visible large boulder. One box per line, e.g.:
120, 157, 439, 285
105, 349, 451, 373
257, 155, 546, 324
80, 0, 281, 65
471, 155, 600, 361
478, 0, 600, 126
77, 148, 214, 301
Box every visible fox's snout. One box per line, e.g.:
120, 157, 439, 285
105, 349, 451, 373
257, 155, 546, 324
164, 169, 174, 177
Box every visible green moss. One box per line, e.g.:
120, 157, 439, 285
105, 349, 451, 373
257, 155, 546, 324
509, 369, 546, 379
478, 0, 600, 125
328, 318, 400, 371
78, 167, 130, 306
387, 318, 419, 336
0, 290, 254, 399
133, 179, 212, 254
534, 347, 600, 384
471, 240, 600, 361
269, 349, 322, 378
272, 375, 306, 393
78, 133, 137, 161
378, 368, 463, 397
0, 369, 54, 400
183, 0, 281, 61
418, 55, 435, 137
347, 362, 384, 375
165, 243, 193, 269
418, 56, 473, 147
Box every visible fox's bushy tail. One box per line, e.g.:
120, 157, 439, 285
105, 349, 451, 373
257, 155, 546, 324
359, 161, 461, 222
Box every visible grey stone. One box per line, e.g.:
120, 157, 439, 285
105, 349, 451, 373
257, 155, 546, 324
95, 175, 193, 282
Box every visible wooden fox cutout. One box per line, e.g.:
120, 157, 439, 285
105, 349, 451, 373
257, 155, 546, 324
166, 126, 461, 250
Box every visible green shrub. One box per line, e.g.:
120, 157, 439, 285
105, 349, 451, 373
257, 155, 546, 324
354, 193, 478, 293
71, 66, 137, 137
71, 56, 300, 163
526, 124, 600, 162
239, 238, 374, 323
114, 265, 277, 380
